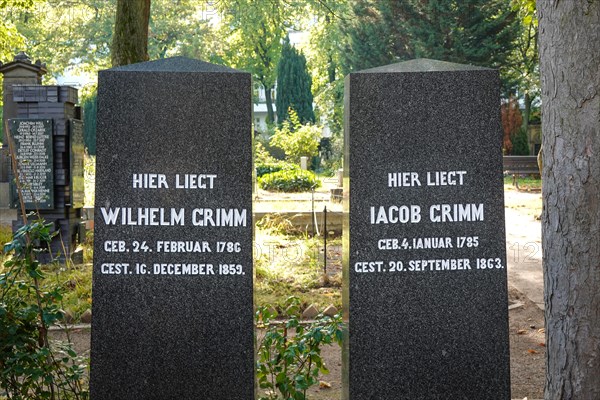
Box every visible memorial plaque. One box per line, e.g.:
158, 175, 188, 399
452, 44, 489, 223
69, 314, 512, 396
9, 118, 54, 209
343, 59, 510, 399
91, 57, 254, 399
69, 119, 84, 208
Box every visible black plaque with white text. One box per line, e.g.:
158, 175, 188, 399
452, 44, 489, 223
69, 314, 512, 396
9, 119, 54, 209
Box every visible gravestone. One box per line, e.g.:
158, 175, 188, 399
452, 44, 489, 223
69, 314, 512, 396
90, 57, 254, 399
7, 82, 84, 262
9, 119, 54, 209
343, 59, 510, 399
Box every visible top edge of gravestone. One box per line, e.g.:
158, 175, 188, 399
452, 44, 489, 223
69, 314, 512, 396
102, 56, 246, 73
354, 58, 493, 74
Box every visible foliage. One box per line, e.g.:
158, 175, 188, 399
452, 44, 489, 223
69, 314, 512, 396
256, 297, 344, 400
81, 91, 97, 155
504, 0, 539, 130
255, 141, 298, 178
340, 0, 414, 73
255, 141, 278, 165
511, 128, 530, 156
501, 97, 523, 154
276, 37, 315, 125
305, 2, 349, 137
259, 169, 321, 193
148, 0, 214, 60
270, 109, 321, 164
1, 0, 116, 77
0, 0, 32, 61
1, 0, 218, 81
0, 218, 88, 399
340, 0, 519, 75
215, 0, 290, 124
257, 162, 299, 179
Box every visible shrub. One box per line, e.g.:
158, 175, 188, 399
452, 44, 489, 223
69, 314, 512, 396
511, 128, 530, 155
269, 109, 321, 164
258, 169, 321, 192
256, 162, 299, 178
256, 297, 344, 400
255, 141, 298, 178
0, 218, 89, 399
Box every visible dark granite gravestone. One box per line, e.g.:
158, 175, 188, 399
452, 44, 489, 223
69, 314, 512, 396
343, 59, 510, 399
91, 57, 253, 399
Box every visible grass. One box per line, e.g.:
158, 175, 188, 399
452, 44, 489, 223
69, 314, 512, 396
0, 233, 94, 323
255, 226, 342, 314
44, 262, 93, 322
504, 174, 542, 190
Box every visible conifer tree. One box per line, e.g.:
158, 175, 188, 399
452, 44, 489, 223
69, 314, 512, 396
341, 0, 518, 74
276, 37, 315, 125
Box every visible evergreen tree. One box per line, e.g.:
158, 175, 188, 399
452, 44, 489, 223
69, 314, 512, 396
340, 0, 415, 73
276, 37, 315, 125
82, 93, 97, 155
341, 0, 518, 74
510, 129, 529, 155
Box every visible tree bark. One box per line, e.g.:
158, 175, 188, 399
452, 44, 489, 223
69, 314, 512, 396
111, 0, 151, 67
538, 1, 600, 399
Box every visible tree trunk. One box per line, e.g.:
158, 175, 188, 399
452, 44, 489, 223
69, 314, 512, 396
111, 0, 151, 67
538, 1, 600, 399
264, 84, 275, 124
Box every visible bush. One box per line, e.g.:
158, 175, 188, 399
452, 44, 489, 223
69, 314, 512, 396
511, 128, 530, 155
269, 109, 321, 164
258, 169, 321, 192
256, 297, 344, 400
256, 162, 299, 178
255, 141, 297, 178
1, 218, 89, 399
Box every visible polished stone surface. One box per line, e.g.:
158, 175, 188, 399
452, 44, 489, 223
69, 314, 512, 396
91, 57, 254, 399
343, 59, 510, 399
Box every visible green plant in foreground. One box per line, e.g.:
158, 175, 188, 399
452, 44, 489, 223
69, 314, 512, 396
0, 218, 88, 400
256, 297, 344, 400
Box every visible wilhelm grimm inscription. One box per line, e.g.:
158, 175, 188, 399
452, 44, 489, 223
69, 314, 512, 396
343, 59, 511, 399
90, 57, 253, 399
9, 119, 54, 209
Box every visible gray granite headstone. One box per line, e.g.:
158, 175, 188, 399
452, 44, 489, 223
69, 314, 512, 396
91, 57, 254, 399
343, 59, 510, 399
